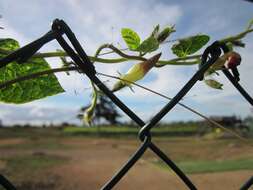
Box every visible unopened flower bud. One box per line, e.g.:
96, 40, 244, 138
151, 24, 160, 38
157, 27, 175, 43
204, 79, 223, 90
210, 51, 241, 70
112, 53, 162, 92
210, 54, 228, 71
225, 52, 241, 69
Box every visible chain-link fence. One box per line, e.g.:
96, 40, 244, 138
0, 19, 252, 190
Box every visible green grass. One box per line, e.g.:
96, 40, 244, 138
63, 125, 199, 137
154, 158, 253, 174
0, 125, 199, 139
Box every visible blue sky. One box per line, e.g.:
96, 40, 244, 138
0, 0, 252, 125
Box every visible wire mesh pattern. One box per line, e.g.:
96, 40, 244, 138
0, 19, 253, 190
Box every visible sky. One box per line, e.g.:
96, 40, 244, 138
0, 0, 252, 125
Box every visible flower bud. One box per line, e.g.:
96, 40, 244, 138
112, 53, 162, 92
210, 51, 241, 70
204, 79, 223, 90
151, 24, 160, 38
157, 27, 175, 43
225, 52, 241, 69
210, 53, 228, 71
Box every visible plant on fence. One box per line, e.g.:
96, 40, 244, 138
0, 17, 252, 136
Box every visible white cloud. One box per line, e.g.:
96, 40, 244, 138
0, 103, 80, 125
0, 20, 30, 45
0, 0, 252, 124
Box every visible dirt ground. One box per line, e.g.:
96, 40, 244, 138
0, 136, 253, 190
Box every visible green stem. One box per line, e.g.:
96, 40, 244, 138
219, 28, 253, 43
34, 52, 129, 64
0, 67, 78, 89
156, 55, 201, 67
94, 43, 147, 61
0, 48, 200, 66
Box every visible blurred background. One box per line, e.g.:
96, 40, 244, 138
0, 0, 253, 189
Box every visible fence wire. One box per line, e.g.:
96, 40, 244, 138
0, 19, 252, 190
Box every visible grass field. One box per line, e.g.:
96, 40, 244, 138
63, 125, 200, 137
0, 127, 252, 190
154, 158, 253, 174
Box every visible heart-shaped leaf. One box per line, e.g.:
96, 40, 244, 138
172, 35, 210, 57
0, 38, 64, 104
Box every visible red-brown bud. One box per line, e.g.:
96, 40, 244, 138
225, 52, 241, 69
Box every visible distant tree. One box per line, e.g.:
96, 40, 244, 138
23, 123, 31, 128
77, 95, 121, 125
61, 122, 71, 128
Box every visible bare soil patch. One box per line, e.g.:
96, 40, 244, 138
1, 135, 252, 190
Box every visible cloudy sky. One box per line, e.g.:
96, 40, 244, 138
0, 0, 252, 125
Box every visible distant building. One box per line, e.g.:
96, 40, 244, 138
210, 116, 250, 131
200, 116, 250, 136
209, 116, 242, 127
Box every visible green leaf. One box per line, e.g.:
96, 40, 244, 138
121, 28, 141, 50
137, 36, 159, 53
172, 35, 210, 57
204, 79, 223, 90
0, 38, 64, 104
